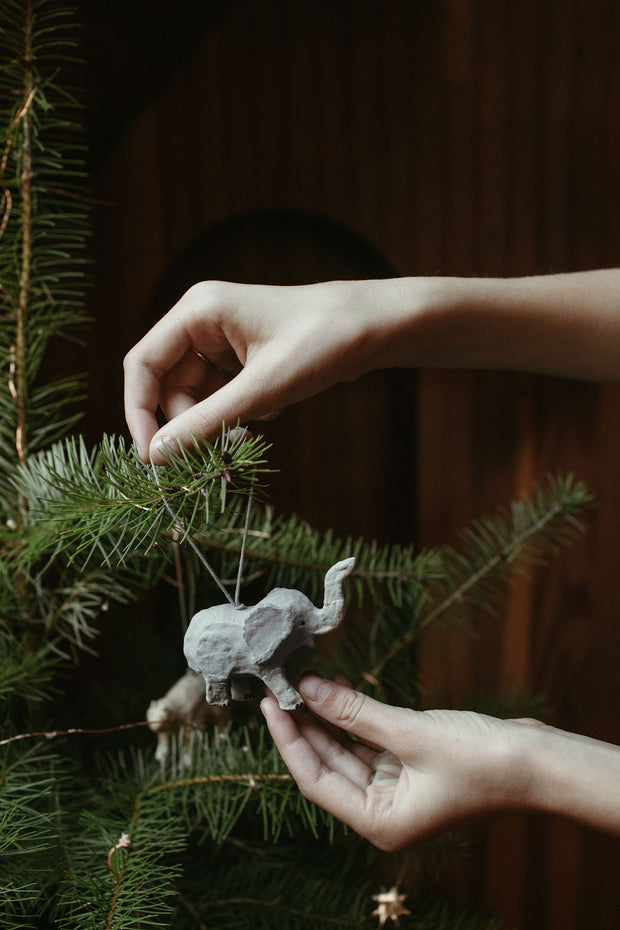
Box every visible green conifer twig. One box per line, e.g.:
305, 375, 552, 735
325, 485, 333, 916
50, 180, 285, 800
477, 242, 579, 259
360, 474, 592, 689
14, 0, 34, 468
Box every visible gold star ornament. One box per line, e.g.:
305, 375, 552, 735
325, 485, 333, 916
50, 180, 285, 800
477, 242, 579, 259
371, 885, 411, 927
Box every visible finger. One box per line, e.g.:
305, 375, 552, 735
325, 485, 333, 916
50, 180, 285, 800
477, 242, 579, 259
149, 364, 281, 462
294, 711, 374, 786
298, 675, 413, 757
260, 696, 373, 828
124, 283, 239, 457
159, 355, 233, 422
330, 674, 382, 752
124, 318, 203, 459
301, 712, 377, 767
260, 687, 373, 783
123, 356, 164, 460
304, 673, 379, 763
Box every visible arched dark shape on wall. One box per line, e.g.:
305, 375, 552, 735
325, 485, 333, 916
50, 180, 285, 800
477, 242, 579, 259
148, 209, 396, 311
149, 209, 418, 543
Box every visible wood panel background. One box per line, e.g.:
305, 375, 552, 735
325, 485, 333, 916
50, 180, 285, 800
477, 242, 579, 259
85, 2, 620, 927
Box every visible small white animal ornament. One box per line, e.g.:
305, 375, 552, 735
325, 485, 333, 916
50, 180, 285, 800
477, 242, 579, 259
146, 667, 228, 762
184, 557, 356, 710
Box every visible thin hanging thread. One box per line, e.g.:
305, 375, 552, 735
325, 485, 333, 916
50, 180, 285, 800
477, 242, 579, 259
234, 487, 253, 607
150, 459, 235, 606
150, 458, 254, 608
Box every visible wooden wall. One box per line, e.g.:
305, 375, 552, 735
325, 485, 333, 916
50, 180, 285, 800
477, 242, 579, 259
87, 2, 620, 927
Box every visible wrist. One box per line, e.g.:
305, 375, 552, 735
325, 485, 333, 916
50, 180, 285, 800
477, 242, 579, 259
510, 722, 620, 833
358, 275, 498, 372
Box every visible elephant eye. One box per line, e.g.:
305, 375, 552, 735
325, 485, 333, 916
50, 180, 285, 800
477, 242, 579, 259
300, 620, 305, 626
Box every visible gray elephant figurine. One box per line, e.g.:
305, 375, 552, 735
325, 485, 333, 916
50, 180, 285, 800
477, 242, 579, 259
184, 556, 356, 710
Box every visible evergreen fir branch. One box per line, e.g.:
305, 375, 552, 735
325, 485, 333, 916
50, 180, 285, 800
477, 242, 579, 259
0, 624, 57, 714
0, 0, 89, 478
0, 514, 163, 656
35, 562, 153, 650
0, 744, 70, 923
173, 839, 373, 930
54, 727, 336, 928
55, 796, 186, 930
236, 511, 440, 606
104, 726, 336, 846
15, 432, 273, 574
16, 433, 439, 614
173, 838, 507, 930
360, 474, 593, 691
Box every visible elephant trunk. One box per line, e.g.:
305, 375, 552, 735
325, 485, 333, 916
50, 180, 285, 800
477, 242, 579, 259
319, 557, 356, 632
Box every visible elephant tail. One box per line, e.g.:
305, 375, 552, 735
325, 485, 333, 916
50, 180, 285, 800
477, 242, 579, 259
320, 557, 356, 631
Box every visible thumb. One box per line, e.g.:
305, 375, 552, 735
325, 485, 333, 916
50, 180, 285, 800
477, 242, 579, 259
299, 675, 411, 756
149, 366, 279, 461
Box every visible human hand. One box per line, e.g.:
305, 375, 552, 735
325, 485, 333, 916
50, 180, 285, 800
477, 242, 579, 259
125, 270, 620, 461
123, 279, 396, 462
261, 674, 544, 850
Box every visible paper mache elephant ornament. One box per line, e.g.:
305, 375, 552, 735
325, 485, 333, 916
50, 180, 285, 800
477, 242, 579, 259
183, 556, 356, 710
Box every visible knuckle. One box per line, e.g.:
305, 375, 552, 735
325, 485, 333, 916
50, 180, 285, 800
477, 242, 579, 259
334, 689, 367, 728
184, 279, 228, 311
296, 763, 325, 801
123, 346, 137, 370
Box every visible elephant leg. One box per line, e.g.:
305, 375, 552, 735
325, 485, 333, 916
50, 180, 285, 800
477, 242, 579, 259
205, 678, 229, 706
261, 667, 303, 711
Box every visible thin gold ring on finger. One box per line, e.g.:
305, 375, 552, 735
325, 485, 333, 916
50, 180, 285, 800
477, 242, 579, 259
191, 348, 235, 380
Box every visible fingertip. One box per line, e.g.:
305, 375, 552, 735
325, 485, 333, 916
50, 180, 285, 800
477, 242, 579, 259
298, 674, 333, 705
149, 435, 179, 464
299, 674, 404, 753
260, 694, 278, 716
124, 407, 159, 462
129, 437, 150, 463
260, 694, 293, 729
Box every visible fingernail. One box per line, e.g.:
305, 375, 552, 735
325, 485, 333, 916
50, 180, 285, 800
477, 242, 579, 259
299, 675, 332, 704
151, 436, 178, 462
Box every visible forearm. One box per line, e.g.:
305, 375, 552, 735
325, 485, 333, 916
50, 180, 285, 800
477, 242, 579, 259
124, 268, 620, 456
366, 269, 620, 382
516, 722, 620, 833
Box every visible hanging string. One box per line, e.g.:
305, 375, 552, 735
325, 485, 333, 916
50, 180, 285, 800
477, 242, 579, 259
150, 458, 235, 606
234, 487, 253, 606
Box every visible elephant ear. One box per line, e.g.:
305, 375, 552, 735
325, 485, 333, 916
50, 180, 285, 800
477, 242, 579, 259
242, 589, 310, 664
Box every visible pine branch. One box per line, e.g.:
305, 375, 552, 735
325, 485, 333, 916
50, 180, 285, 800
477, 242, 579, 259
55, 794, 185, 930
52, 726, 338, 929
16, 432, 273, 563
173, 839, 373, 930
13, 0, 34, 467
0, 744, 69, 922
16, 432, 438, 615
0, 0, 89, 489
135, 725, 336, 844
359, 474, 593, 691
0, 624, 57, 715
